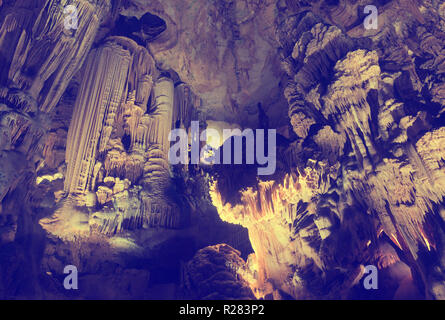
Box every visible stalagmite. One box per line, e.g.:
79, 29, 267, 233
138, 75, 183, 230
61, 36, 184, 233
141, 76, 174, 187
152, 76, 175, 155
64, 41, 132, 195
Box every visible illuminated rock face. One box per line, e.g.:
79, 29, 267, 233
211, 164, 372, 299
33, 27, 204, 237
60, 36, 191, 235
65, 40, 133, 195
210, 2, 445, 299
0, 0, 112, 244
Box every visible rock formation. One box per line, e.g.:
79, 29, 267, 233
210, 1, 445, 300
0, 0, 445, 300
182, 244, 256, 300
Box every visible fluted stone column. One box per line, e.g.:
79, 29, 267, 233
65, 42, 132, 195
152, 76, 175, 155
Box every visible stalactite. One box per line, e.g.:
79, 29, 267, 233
64, 41, 132, 195
2, 0, 111, 113
173, 83, 200, 131
59, 33, 184, 234
0, 0, 111, 212
152, 76, 175, 155
141, 76, 174, 188
122, 92, 145, 150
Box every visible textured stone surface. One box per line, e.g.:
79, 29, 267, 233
121, 0, 287, 127
1, 0, 445, 300
210, 0, 445, 299
182, 244, 256, 300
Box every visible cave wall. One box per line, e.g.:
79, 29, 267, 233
0, 0, 444, 300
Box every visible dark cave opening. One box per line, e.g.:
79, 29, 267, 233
111, 12, 167, 46
121, 133, 131, 152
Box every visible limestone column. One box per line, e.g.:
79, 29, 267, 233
64, 42, 132, 195
142, 75, 174, 186
152, 75, 175, 155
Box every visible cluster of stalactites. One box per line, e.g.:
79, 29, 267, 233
210, 167, 322, 227
64, 39, 133, 195
62, 33, 205, 235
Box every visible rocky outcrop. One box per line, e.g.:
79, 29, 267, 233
182, 244, 256, 300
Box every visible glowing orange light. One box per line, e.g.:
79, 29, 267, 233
390, 233, 403, 250
418, 227, 431, 251
377, 227, 384, 238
